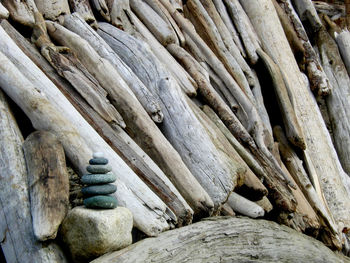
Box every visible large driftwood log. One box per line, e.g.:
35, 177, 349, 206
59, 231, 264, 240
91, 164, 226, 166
0, 90, 68, 263
63, 13, 164, 123
0, 27, 176, 236
45, 20, 214, 216
317, 27, 350, 178
23, 131, 69, 241
2, 0, 37, 26
91, 217, 350, 263
0, 18, 194, 227
34, 0, 70, 21
0, 3, 9, 18
240, 0, 350, 236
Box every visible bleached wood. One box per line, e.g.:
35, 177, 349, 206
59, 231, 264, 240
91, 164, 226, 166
2, 0, 37, 26
45, 20, 214, 216
0, 90, 68, 263
317, 29, 350, 178
130, 0, 177, 45
0, 26, 176, 236
90, 0, 110, 21
0, 3, 9, 18
240, 0, 350, 234
255, 196, 273, 213
91, 217, 350, 263
291, 0, 323, 32
63, 13, 164, 123
224, 0, 260, 64
227, 192, 265, 218
34, 0, 70, 21
336, 30, 350, 75
68, 0, 96, 25
128, 11, 198, 97
23, 131, 69, 241
109, 0, 135, 32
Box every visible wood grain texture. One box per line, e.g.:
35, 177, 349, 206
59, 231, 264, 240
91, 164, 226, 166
34, 0, 70, 21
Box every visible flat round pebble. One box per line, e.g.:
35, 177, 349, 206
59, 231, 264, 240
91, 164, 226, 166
82, 184, 117, 196
89, 158, 108, 165
93, 152, 104, 158
83, 195, 118, 209
86, 164, 112, 174
81, 173, 117, 185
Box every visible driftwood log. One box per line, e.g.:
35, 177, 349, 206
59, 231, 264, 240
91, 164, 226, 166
23, 131, 69, 241
0, 3, 9, 19
34, 0, 70, 21
0, 90, 68, 263
91, 217, 350, 263
1, 0, 37, 26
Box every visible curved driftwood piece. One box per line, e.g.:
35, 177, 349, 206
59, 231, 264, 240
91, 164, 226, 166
91, 217, 350, 263
257, 48, 305, 150
278, 0, 331, 96
291, 0, 323, 32
185, 0, 255, 94
1, 18, 194, 227
63, 13, 164, 123
34, 0, 70, 21
0, 90, 68, 263
68, 0, 96, 26
274, 126, 342, 249
227, 192, 265, 218
128, 11, 198, 97
212, 0, 245, 57
317, 28, 350, 177
90, 0, 110, 21
240, 0, 350, 235
130, 0, 177, 46
224, 0, 260, 64
2, 0, 37, 26
46, 21, 214, 216
0, 3, 9, 18
0, 27, 177, 236
23, 131, 69, 241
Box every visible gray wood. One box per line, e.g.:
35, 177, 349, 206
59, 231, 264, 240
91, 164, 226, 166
291, 0, 323, 32
0, 90, 68, 263
0, 3, 9, 18
68, 0, 96, 26
23, 131, 69, 241
1, 0, 37, 26
90, 0, 110, 21
34, 0, 70, 21
91, 217, 350, 263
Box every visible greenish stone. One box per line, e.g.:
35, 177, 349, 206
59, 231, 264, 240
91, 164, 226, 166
81, 173, 116, 185
83, 195, 118, 209
89, 158, 108, 165
82, 184, 117, 196
86, 164, 112, 174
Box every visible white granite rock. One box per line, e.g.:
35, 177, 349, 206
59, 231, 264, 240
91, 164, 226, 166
60, 206, 133, 263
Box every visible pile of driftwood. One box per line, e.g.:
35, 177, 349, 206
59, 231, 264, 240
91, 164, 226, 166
1, 0, 350, 261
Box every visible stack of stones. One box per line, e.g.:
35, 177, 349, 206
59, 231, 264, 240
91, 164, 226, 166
81, 152, 118, 209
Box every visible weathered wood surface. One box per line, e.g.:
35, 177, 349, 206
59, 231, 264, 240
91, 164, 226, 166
63, 13, 163, 123
108, 0, 134, 31
0, 3, 9, 18
23, 131, 69, 241
317, 27, 350, 178
227, 192, 265, 218
34, 0, 70, 21
2, 0, 37, 26
44, 21, 215, 217
0, 90, 68, 263
336, 30, 350, 76
291, 0, 323, 32
68, 0, 96, 26
241, 0, 350, 235
91, 217, 350, 263
0, 18, 194, 227
0, 26, 176, 236
90, 0, 110, 21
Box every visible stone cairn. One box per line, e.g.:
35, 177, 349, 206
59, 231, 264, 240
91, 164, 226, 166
81, 152, 118, 209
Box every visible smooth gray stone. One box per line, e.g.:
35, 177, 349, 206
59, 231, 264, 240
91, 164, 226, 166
83, 195, 118, 209
89, 158, 109, 165
86, 164, 112, 174
81, 173, 116, 185
82, 184, 117, 196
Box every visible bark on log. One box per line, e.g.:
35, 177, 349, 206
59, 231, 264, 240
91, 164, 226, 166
241, 0, 350, 235
0, 19, 194, 227
63, 13, 164, 123
34, 0, 70, 21
23, 131, 69, 241
2, 0, 37, 26
0, 90, 68, 263
45, 20, 214, 216
0, 27, 176, 236
0, 3, 9, 19
317, 27, 350, 178
91, 217, 350, 263
68, 0, 96, 26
